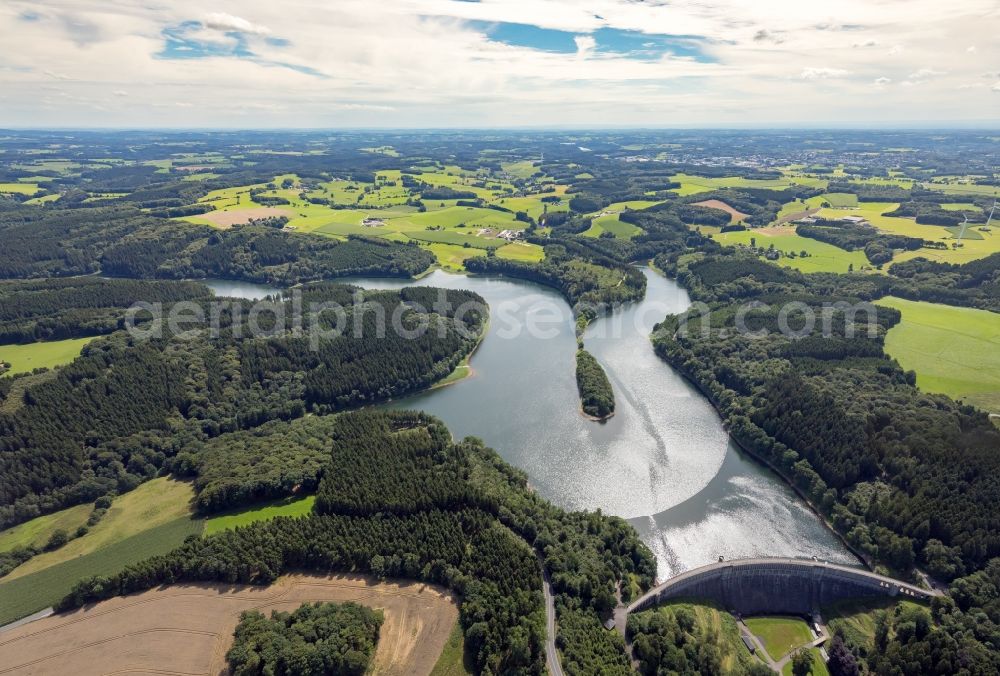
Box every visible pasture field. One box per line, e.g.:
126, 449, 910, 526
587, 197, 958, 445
823, 192, 859, 208
923, 182, 1000, 198
744, 616, 813, 661
877, 297, 1000, 413
940, 202, 983, 211
4, 478, 197, 581
0, 503, 92, 553
496, 242, 545, 262
0, 574, 457, 676
711, 227, 869, 274
424, 242, 485, 271
581, 200, 659, 239
0, 517, 203, 626
204, 495, 315, 535
0, 336, 96, 375
582, 214, 643, 239
0, 181, 39, 195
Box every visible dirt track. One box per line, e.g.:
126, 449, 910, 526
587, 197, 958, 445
0, 573, 458, 676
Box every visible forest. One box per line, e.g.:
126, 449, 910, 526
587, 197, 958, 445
575, 349, 615, 419
226, 601, 383, 676
0, 277, 211, 343
0, 284, 484, 528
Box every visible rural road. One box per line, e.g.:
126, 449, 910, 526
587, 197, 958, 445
538, 560, 565, 676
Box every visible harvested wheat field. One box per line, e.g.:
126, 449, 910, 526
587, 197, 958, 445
690, 199, 750, 223
0, 573, 458, 676
199, 207, 291, 228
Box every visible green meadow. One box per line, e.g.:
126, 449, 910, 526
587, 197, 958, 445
0, 503, 92, 552
744, 616, 813, 661
877, 297, 1000, 413
204, 495, 315, 536
0, 336, 96, 375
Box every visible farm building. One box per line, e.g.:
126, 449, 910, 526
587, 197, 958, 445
497, 229, 522, 241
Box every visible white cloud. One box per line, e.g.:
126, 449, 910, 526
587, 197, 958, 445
967, 45, 976, 52
204, 12, 270, 36
993, 82, 1000, 93
0, 0, 998, 126
113, 89, 128, 96
874, 77, 891, 85
800, 67, 850, 80
573, 34, 596, 57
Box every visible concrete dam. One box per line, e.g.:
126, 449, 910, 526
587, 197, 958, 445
627, 557, 938, 617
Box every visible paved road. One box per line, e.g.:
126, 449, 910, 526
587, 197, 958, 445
538, 561, 565, 676
0, 607, 54, 634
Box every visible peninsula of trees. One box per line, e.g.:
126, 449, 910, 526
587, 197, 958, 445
575, 349, 615, 420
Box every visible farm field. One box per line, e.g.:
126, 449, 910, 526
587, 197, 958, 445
744, 616, 813, 661
0, 517, 203, 625
180, 173, 544, 269
0, 181, 39, 195
710, 227, 870, 273
0, 336, 97, 375
204, 495, 315, 536
3, 477, 197, 581
690, 198, 750, 223
0, 573, 458, 676
670, 173, 822, 195
877, 297, 1000, 413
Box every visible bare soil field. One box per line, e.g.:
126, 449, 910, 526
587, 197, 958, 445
690, 199, 750, 223
0, 573, 458, 676
200, 207, 291, 228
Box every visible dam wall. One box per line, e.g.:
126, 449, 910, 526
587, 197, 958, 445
629, 557, 936, 617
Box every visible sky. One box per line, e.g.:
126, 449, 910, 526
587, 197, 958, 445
1, 0, 998, 128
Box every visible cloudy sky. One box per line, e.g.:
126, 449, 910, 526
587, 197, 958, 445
1, 0, 998, 128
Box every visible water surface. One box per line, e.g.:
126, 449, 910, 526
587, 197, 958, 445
296, 270, 858, 578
